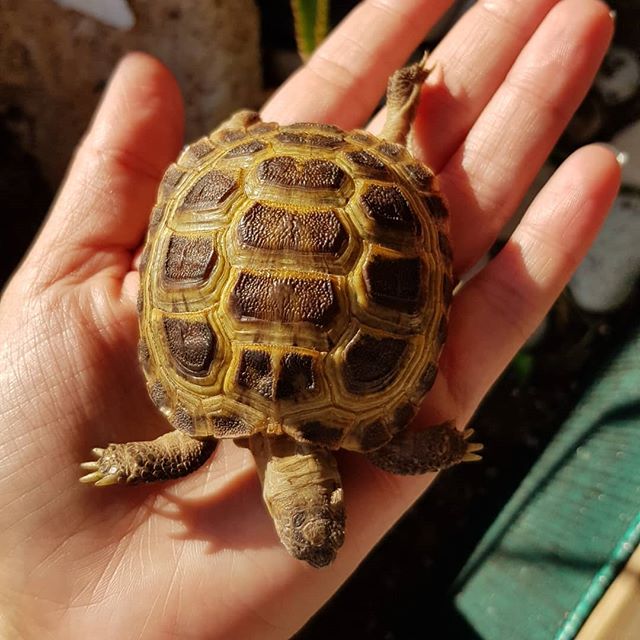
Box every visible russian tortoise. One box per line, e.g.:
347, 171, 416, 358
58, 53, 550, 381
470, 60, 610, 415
80, 55, 481, 568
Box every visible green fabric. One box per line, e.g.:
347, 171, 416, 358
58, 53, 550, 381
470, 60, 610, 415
455, 324, 640, 640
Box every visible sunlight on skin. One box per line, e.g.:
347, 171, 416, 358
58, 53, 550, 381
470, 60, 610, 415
0, 0, 619, 637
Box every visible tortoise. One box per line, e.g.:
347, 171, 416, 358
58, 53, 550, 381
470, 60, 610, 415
80, 54, 482, 568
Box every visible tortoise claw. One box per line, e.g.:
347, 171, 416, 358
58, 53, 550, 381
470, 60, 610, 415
79, 471, 104, 484
95, 475, 120, 487
79, 467, 121, 486
461, 429, 483, 462
80, 447, 121, 486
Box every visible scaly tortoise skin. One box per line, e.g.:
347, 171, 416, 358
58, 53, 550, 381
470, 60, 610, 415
80, 55, 482, 568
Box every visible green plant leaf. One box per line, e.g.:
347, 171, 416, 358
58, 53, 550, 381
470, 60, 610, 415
291, 0, 330, 61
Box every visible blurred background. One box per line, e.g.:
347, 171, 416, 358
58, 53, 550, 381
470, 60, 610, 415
1, 1, 639, 638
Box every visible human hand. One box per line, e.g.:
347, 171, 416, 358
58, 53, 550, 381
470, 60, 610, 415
0, 0, 619, 638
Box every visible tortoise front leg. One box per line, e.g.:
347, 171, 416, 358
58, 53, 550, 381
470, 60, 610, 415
80, 431, 217, 486
366, 422, 482, 475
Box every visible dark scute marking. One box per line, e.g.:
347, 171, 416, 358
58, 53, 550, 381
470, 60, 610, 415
172, 405, 195, 434
136, 289, 144, 314
345, 150, 387, 172
343, 332, 408, 394
256, 156, 346, 191
218, 128, 246, 143
237, 203, 347, 256
437, 314, 449, 346
224, 139, 267, 158
443, 273, 454, 306
275, 131, 344, 149
348, 131, 376, 146
287, 122, 343, 134
160, 164, 185, 195
417, 362, 438, 396
181, 170, 237, 210
164, 235, 216, 283
296, 422, 342, 447
358, 420, 391, 451
364, 255, 425, 313
181, 138, 215, 165
360, 184, 419, 232
149, 382, 169, 410
189, 138, 215, 157
405, 163, 434, 191
231, 272, 338, 327
211, 415, 253, 438
163, 318, 215, 376
438, 230, 453, 263
249, 122, 278, 134
378, 142, 404, 159
139, 245, 150, 275
393, 403, 416, 429
138, 338, 150, 364
237, 349, 273, 399
276, 353, 316, 399
150, 205, 164, 228
424, 194, 449, 220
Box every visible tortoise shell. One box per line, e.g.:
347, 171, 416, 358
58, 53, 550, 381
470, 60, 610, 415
137, 110, 453, 453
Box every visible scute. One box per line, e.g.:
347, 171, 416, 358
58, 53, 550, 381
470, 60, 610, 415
255, 156, 347, 191
342, 331, 408, 394
224, 139, 268, 158
234, 347, 320, 402
237, 203, 348, 257
139, 114, 452, 448
274, 130, 345, 149
163, 234, 216, 285
293, 421, 343, 448
163, 317, 215, 377
363, 253, 426, 314
210, 415, 253, 438
180, 170, 237, 211
237, 348, 273, 399
360, 184, 419, 233
229, 270, 339, 328
344, 150, 388, 176
276, 352, 317, 399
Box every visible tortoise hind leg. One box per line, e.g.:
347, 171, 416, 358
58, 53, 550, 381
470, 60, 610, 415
250, 435, 345, 568
366, 422, 482, 475
80, 431, 217, 486
380, 51, 434, 146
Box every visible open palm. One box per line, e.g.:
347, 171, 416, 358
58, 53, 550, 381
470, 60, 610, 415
0, 1, 619, 638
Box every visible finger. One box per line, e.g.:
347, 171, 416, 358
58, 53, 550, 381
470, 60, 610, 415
440, 0, 614, 273
284, 143, 616, 622
261, 0, 452, 127
369, 0, 560, 167
439, 145, 620, 424
29, 52, 184, 285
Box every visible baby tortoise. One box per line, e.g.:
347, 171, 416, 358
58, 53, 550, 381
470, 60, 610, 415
81, 54, 482, 568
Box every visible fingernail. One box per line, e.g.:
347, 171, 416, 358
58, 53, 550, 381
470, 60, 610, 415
609, 9, 617, 21
612, 148, 627, 168
595, 143, 627, 167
